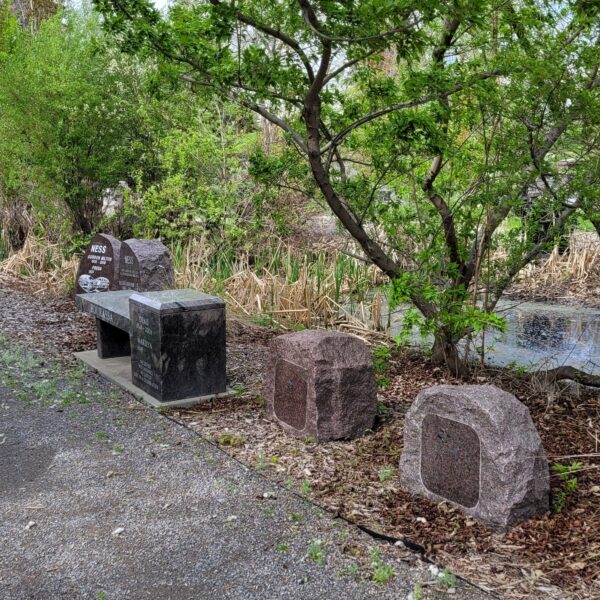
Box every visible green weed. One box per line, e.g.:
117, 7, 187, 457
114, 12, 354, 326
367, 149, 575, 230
370, 548, 395, 584
217, 433, 245, 447
552, 461, 582, 513
301, 479, 312, 495
307, 539, 326, 566
378, 465, 395, 482
438, 567, 457, 589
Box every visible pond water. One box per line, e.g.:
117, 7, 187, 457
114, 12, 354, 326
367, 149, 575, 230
347, 299, 600, 373
469, 301, 600, 372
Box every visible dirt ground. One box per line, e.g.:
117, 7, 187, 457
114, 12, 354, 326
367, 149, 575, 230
1, 278, 598, 599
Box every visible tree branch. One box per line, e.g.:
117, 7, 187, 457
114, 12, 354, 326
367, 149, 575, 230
489, 204, 577, 307
320, 72, 503, 153
297, 0, 413, 44
421, 18, 465, 277
242, 99, 308, 154
463, 56, 600, 289
208, 0, 315, 81
323, 48, 380, 85
537, 366, 600, 388
422, 156, 465, 274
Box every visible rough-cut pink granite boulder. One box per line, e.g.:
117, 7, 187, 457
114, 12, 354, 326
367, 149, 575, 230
118, 239, 175, 292
399, 384, 549, 530
265, 330, 377, 442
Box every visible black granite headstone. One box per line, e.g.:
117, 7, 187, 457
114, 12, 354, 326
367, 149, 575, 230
118, 239, 175, 292
76, 233, 121, 294
129, 290, 226, 402
274, 359, 308, 430
420, 414, 481, 508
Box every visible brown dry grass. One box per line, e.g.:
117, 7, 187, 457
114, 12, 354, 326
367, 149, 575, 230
0, 236, 78, 296
512, 233, 600, 307
2, 230, 599, 325
0, 234, 390, 342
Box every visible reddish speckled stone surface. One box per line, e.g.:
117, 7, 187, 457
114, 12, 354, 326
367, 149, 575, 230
421, 414, 481, 508
265, 330, 377, 442
400, 384, 549, 530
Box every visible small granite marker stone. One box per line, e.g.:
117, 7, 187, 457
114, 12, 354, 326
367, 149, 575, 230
399, 384, 549, 529
118, 239, 175, 292
76, 233, 121, 294
129, 289, 226, 402
264, 330, 377, 442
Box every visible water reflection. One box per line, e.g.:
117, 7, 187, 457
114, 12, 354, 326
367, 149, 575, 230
515, 313, 568, 351
345, 298, 600, 372
488, 302, 600, 370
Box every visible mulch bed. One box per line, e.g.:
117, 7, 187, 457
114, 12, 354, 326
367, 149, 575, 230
172, 351, 599, 599
1, 278, 598, 599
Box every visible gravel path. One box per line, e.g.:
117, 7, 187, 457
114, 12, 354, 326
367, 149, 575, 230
0, 286, 491, 599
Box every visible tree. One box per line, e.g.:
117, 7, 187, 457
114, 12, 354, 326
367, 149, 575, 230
0, 10, 166, 234
130, 99, 260, 245
95, 0, 600, 376
12, 0, 57, 31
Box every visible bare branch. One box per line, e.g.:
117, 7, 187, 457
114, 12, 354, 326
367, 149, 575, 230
323, 48, 380, 85
241, 100, 308, 154
489, 204, 577, 307
180, 74, 302, 106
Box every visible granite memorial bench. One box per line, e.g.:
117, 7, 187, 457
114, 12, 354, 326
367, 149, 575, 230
75, 289, 227, 407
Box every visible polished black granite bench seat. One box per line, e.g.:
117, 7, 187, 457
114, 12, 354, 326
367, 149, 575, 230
75, 289, 227, 402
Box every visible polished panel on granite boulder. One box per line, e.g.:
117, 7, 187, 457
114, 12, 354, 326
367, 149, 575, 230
129, 289, 226, 402
118, 239, 175, 292
265, 330, 377, 442
76, 233, 121, 294
399, 384, 549, 529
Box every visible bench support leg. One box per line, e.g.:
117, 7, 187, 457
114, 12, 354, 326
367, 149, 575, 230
96, 319, 131, 359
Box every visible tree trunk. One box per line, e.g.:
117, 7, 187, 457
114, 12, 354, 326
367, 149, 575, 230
431, 332, 469, 378
590, 216, 600, 240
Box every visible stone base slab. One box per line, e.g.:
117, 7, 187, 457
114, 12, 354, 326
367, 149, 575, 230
74, 350, 233, 409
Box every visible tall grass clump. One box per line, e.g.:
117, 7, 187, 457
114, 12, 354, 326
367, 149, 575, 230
175, 237, 383, 330
0, 235, 78, 293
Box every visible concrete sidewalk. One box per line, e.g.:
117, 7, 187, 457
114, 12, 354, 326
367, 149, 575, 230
0, 338, 490, 599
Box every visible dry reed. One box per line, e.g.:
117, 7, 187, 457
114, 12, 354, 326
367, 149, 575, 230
517, 232, 600, 292
0, 236, 78, 295
175, 238, 384, 333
